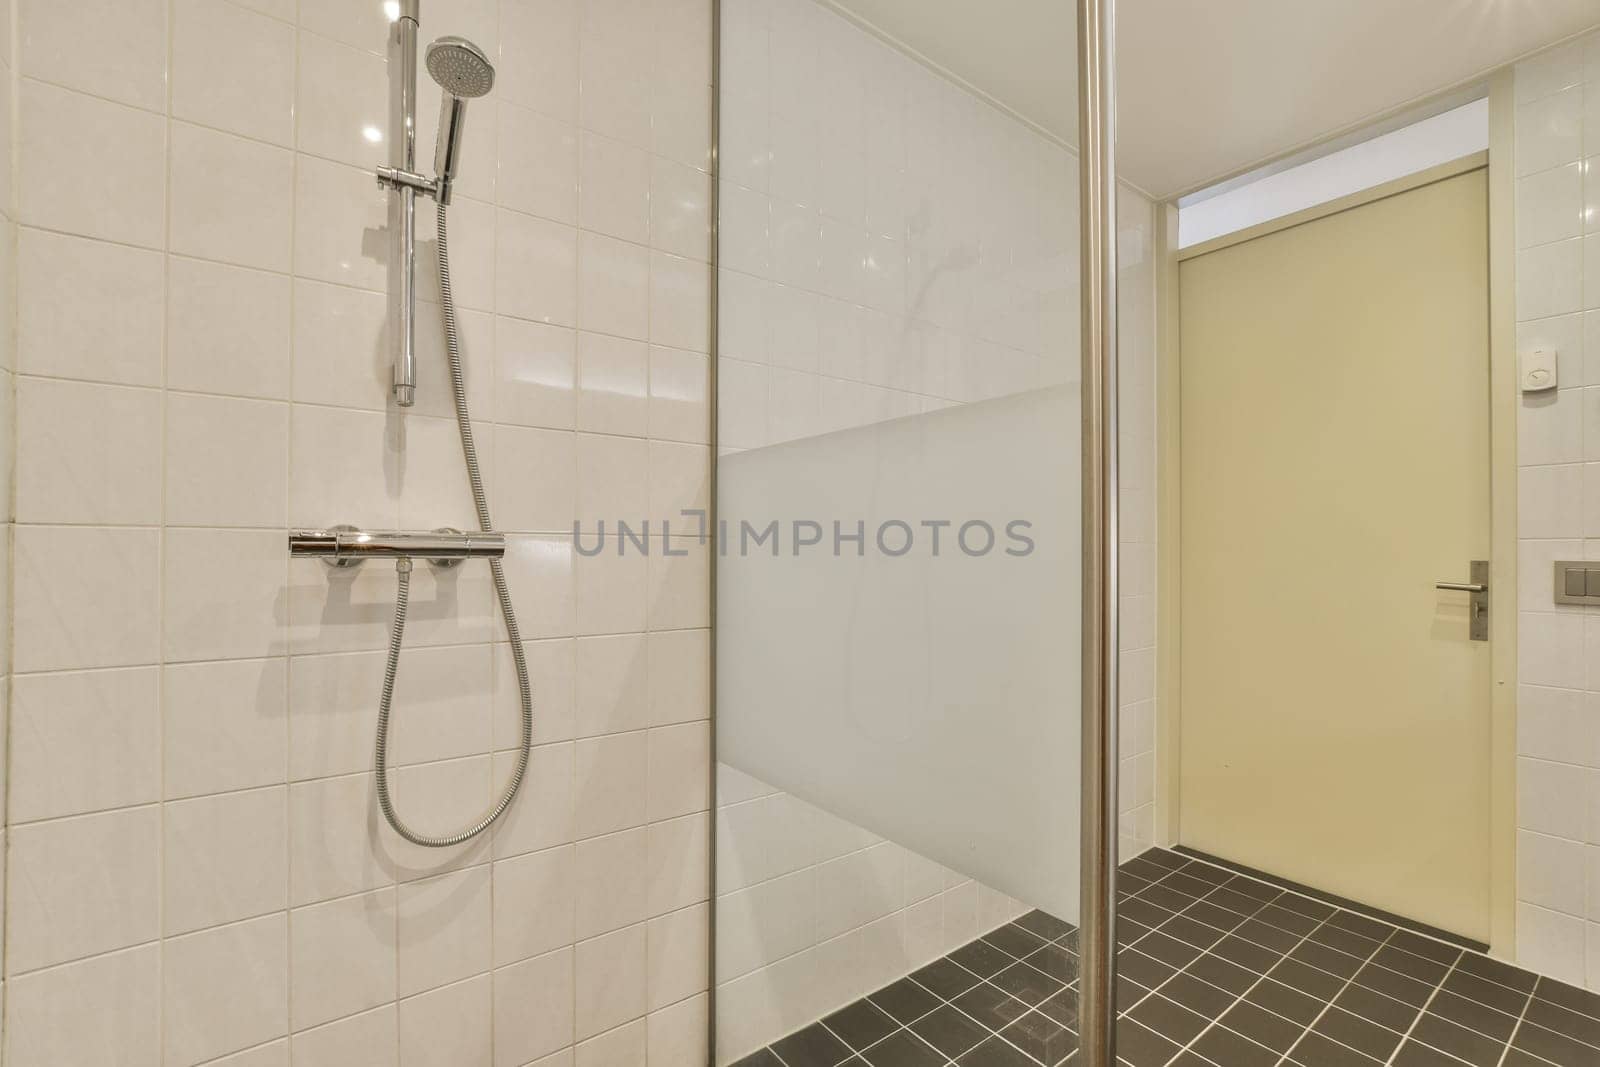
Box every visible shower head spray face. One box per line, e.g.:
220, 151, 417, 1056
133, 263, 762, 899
426, 36, 496, 98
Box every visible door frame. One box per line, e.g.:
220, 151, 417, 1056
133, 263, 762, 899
1152, 71, 1519, 959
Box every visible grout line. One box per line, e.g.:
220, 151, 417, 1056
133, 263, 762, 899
1278, 925, 1425, 1066
1383, 954, 1468, 1067
1496, 978, 1540, 1067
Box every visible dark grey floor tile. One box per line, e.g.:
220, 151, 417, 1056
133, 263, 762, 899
1271, 957, 1347, 1001
1192, 1024, 1281, 1067
1409, 1012, 1506, 1066
823, 1000, 900, 1051
1176, 860, 1231, 886
858, 1029, 946, 1067
1112, 1018, 1180, 1067
1183, 899, 1247, 933
1213, 934, 1283, 975
1325, 910, 1395, 944
1118, 872, 1154, 898
1332, 981, 1420, 1034
949, 938, 1015, 979
912, 957, 982, 1001
1451, 951, 1532, 992
1001, 1009, 1076, 1063
1388, 1040, 1463, 1066
1148, 847, 1193, 867
952, 981, 1030, 1032
991, 960, 1064, 1007
1186, 951, 1258, 995
956, 1035, 1035, 1066
1024, 943, 1078, 984
732, 1050, 786, 1067
909, 1004, 987, 1060
1117, 919, 1154, 947
869, 978, 942, 1025
1351, 960, 1435, 1007
1387, 929, 1462, 967
1309, 923, 1382, 961
1371, 944, 1450, 986
1207, 886, 1270, 917
1142, 884, 1201, 913
985, 922, 1049, 961
1038, 987, 1079, 1030
1248, 976, 1327, 1026
1525, 996, 1600, 1050
1425, 988, 1518, 1043
1221, 999, 1306, 1051
1290, 940, 1365, 980
1115, 975, 1153, 1013
1161, 913, 1228, 951
1117, 948, 1176, 991
1535, 976, 1600, 1023
1285, 1030, 1382, 1066
1442, 969, 1530, 1017
772, 1023, 855, 1067
1160, 971, 1237, 1020
1164, 872, 1219, 899
1256, 903, 1321, 937
1127, 993, 1210, 1046
1016, 909, 1074, 942
1233, 917, 1303, 954
1312, 1007, 1404, 1062
1136, 930, 1205, 970
1124, 854, 1178, 880
1500, 1051, 1551, 1067
1275, 894, 1337, 922
1224, 875, 1284, 903
1512, 1019, 1600, 1066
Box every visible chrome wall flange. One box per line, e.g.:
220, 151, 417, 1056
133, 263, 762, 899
428, 528, 467, 569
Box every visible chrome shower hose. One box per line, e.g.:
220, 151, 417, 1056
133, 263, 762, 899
373, 202, 534, 848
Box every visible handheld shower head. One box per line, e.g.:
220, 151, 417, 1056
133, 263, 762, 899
426, 36, 495, 98
426, 37, 495, 204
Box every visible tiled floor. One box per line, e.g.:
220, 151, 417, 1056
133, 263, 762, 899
731, 847, 1600, 1067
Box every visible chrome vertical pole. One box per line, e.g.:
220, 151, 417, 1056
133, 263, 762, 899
1076, 0, 1119, 1062
388, 0, 420, 407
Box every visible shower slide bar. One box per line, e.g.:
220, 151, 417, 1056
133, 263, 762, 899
289, 526, 505, 568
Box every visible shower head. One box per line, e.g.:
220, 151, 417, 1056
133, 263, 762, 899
426, 37, 495, 204
426, 36, 495, 99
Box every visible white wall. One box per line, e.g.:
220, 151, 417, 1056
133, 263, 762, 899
1512, 34, 1600, 991
712, 0, 1158, 1058
2, 0, 712, 1064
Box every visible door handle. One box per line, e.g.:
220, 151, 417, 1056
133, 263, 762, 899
1435, 560, 1488, 641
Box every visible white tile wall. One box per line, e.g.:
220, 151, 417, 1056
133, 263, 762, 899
710, 0, 1158, 1059
3, 1, 712, 1065
1515, 33, 1600, 992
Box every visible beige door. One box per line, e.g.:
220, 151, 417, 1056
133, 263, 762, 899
1178, 166, 1492, 941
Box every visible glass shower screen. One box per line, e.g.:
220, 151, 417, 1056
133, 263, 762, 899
711, 1, 1137, 1062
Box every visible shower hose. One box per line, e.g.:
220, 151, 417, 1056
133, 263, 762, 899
373, 202, 534, 848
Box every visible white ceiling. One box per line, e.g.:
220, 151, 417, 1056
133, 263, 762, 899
826, 0, 1600, 200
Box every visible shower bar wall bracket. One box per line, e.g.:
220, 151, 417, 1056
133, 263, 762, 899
289, 526, 504, 569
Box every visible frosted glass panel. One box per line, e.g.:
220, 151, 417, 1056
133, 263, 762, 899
718, 386, 1081, 918
713, 0, 1087, 1058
